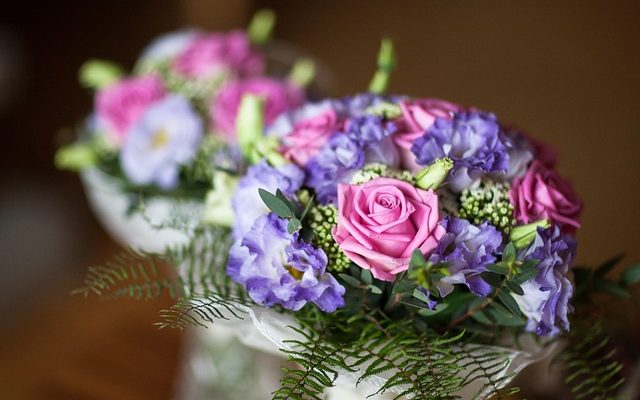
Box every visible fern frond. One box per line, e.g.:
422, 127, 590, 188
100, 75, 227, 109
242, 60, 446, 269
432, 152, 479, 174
556, 321, 625, 400
273, 322, 352, 400
155, 293, 249, 329
73, 226, 234, 301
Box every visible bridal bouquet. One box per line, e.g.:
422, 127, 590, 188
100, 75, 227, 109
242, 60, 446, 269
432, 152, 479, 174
75, 40, 639, 399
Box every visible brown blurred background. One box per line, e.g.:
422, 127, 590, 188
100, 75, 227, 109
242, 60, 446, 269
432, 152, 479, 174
0, 1, 638, 399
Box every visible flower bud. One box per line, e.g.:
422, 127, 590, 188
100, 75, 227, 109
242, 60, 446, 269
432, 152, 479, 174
203, 171, 239, 227
510, 219, 551, 249
415, 157, 453, 190
236, 94, 265, 162
54, 143, 98, 171
78, 59, 123, 89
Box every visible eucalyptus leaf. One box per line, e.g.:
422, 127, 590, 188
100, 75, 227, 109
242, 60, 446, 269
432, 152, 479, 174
368, 284, 382, 295
487, 302, 526, 327
418, 303, 449, 317
413, 288, 431, 304
338, 274, 362, 288
595, 279, 630, 298
258, 188, 293, 218
361, 269, 373, 285
287, 218, 301, 234
410, 249, 426, 270
595, 254, 625, 277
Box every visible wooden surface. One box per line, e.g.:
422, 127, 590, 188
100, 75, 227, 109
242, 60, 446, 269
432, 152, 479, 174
0, 257, 184, 400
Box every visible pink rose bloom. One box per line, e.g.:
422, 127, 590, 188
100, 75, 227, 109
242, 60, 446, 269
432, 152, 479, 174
333, 177, 446, 281
510, 160, 582, 232
211, 78, 304, 141
393, 99, 462, 171
281, 109, 340, 166
173, 31, 264, 79
96, 76, 165, 143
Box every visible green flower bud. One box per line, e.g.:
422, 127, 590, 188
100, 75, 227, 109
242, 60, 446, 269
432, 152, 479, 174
510, 219, 551, 249
364, 102, 402, 119
248, 9, 276, 45
78, 59, 123, 90
415, 157, 453, 190
54, 143, 98, 171
288, 59, 316, 88
236, 94, 265, 163
368, 38, 396, 94
203, 171, 239, 227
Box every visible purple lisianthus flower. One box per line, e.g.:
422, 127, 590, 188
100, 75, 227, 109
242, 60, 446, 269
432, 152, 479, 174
515, 226, 576, 336
120, 95, 203, 189
137, 29, 200, 67
231, 160, 304, 240
494, 128, 534, 180
429, 217, 504, 297
411, 111, 510, 192
305, 134, 365, 204
228, 213, 345, 312
346, 115, 400, 167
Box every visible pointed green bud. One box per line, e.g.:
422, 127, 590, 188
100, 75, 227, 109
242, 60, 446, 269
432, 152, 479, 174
364, 102, 402, 119
203, 171, 239, 227
510, 219, 551, 249
415, 157, 453, 190
248, 9, 276, 45
368, 38, 396, 94
55, 143, 98, 171
255, 135, 287, 166
288, 58, 316, 88
78, 59, 123, 90
236, 94, 265, 163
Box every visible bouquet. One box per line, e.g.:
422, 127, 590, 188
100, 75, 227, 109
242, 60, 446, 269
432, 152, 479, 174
74, 39, 640, 399
55, 10, 316, 251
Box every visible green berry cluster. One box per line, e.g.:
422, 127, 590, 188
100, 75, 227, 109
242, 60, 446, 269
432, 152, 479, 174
350, 163, 415, 185
459, 180, 516, 233
308, 204, 351, 272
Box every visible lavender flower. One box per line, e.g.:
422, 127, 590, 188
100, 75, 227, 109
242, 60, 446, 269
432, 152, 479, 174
515, 226, 576, 336
231, 160, 304, 240
305, 134, 365, 204
411, 111, 510, 192
346, 115, 400, 167
429, 217, 504, 297
120, 95, 203, 189
227, 213, 345, 312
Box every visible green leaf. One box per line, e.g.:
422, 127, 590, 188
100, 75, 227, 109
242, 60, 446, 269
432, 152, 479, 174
412, 288, 431, 304
360, 269, 373, 285
497, 291, 522, 317
595, 279, 630, 298
502, 242, 517, 264
299, 194, 315, 221
594, 253, 625, 277
471, 308, 494, 326
486, 264, 510, 276
287, 218, 301, 234
486, 303, 526, 327
620, 264, 640, 286
480, 271, 503, 288
338, 273, 361, 288
513, 263, 539, 284
506, 280, 525, 296
258, 188, 293, 218
391, 279, 417, 295
418, 303, 448, 316
409, 249, 426, 270
367, 284, 382, 295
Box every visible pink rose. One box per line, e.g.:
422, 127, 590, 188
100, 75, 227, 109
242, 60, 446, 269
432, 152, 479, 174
510, 160, 582, 232
281, 109, 340, 166
393, 99, 461, 171
96, 76, 165, 143
333, 177, 446, 281
173, 31, 264, 78
211, 78, 304, 141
